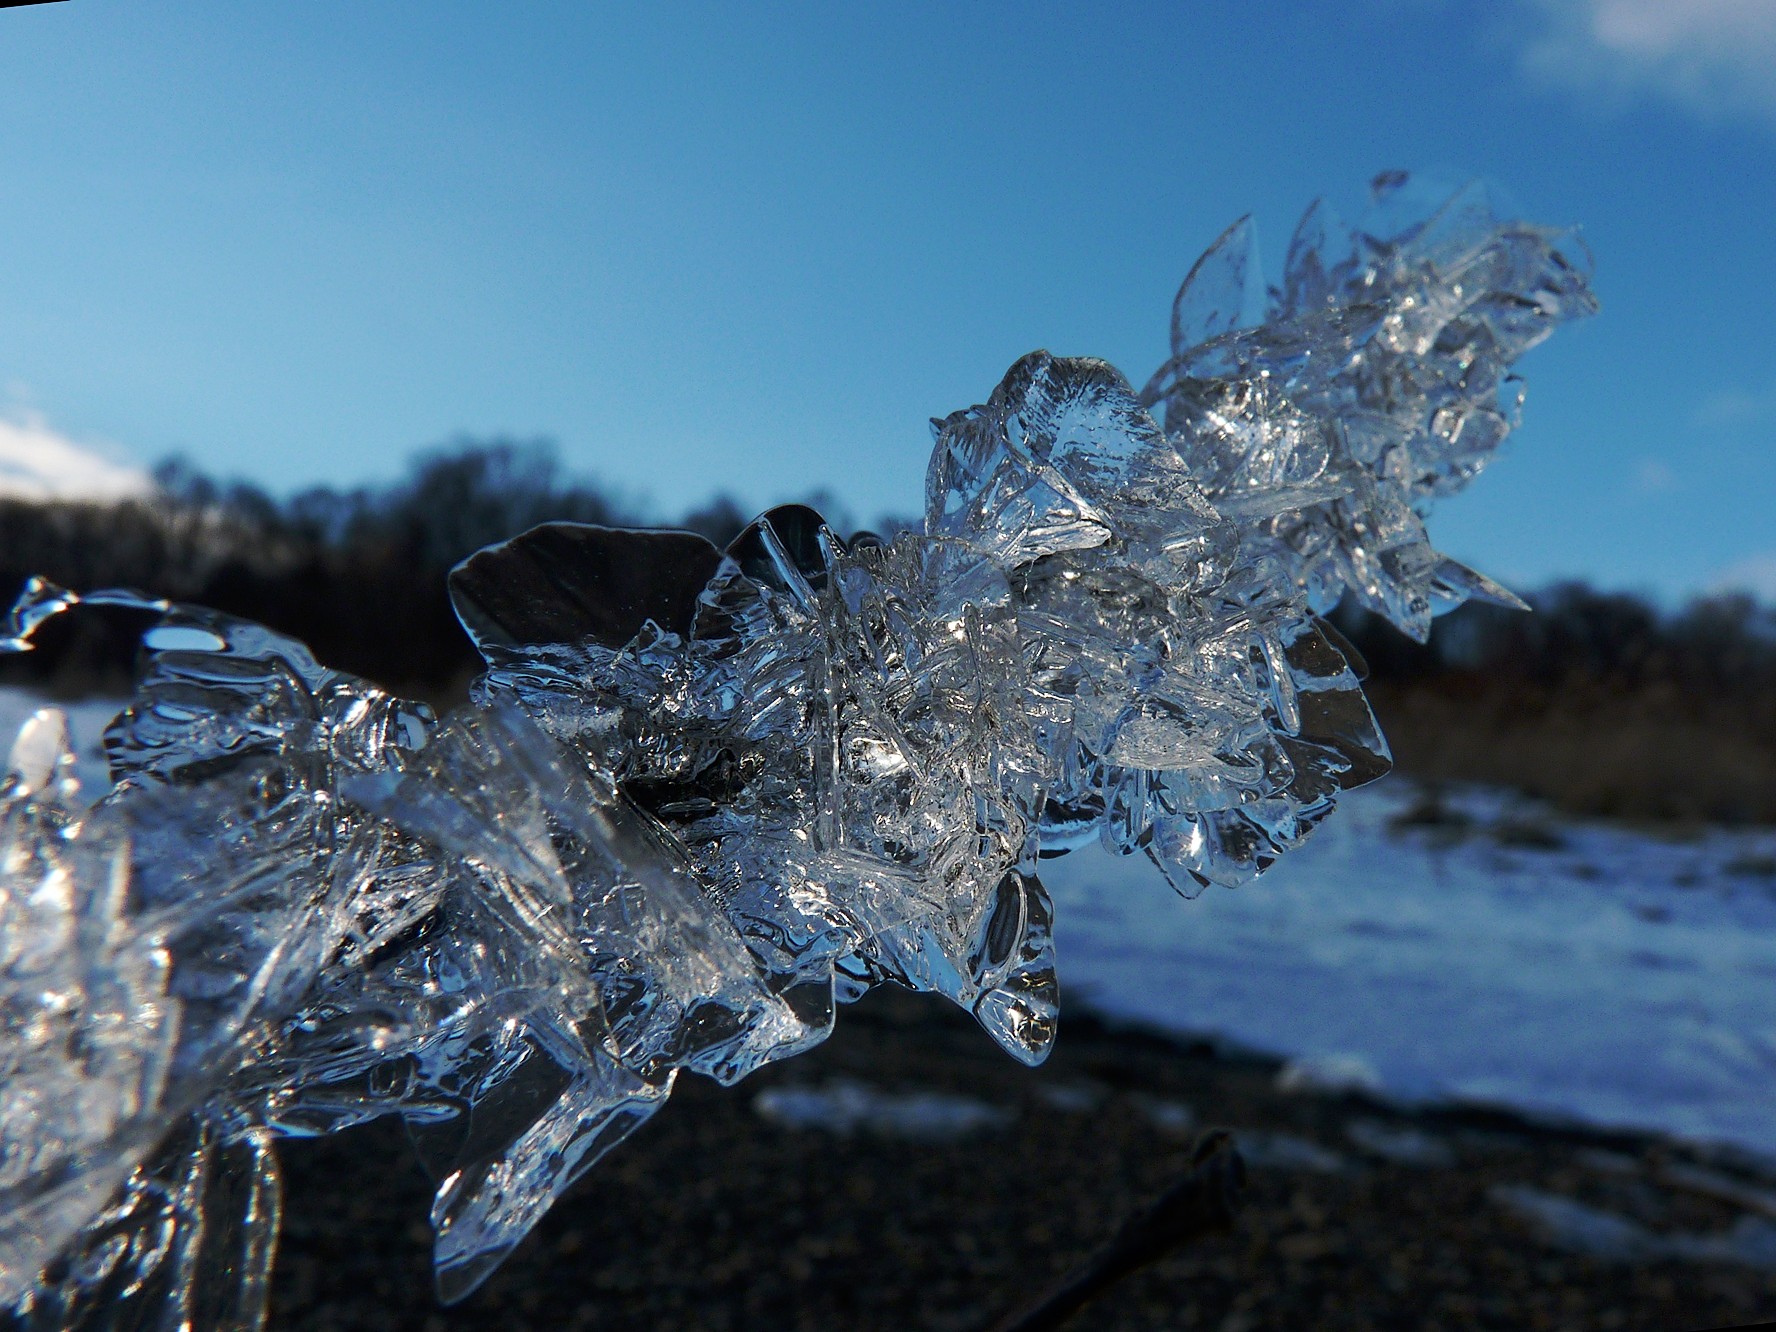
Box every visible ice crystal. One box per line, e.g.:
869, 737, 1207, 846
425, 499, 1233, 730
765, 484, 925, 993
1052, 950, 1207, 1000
0, 175, 1593, 1326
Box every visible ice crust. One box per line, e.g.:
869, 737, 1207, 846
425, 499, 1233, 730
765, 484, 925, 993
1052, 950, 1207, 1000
0, 175, 1592, 1326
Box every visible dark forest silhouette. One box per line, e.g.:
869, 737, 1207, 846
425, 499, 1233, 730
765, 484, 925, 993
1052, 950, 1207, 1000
0, 440, 872, 700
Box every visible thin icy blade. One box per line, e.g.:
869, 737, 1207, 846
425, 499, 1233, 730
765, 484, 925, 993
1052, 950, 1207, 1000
450, 523, 725, 657
1279, 196, 1354, 313
1171, 214, 1264, 354
970, 870, 1058, 1065
1429, 556, 1532, 613
431, 1060, 671, 1304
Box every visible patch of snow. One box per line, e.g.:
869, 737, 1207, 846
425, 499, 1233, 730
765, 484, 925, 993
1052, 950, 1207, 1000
1035, 1083, 1104, 1114
1236, 1130, 1347, 1173
1659, 1161, 1776, 1219
1489, 1184, 1657, 1259
1490, 1183, 1776, 1270
1344, 1118, 1456, 1167
1130, 1094, 1196, 1134
1044, 781, 1776, 1162
753, 1079, 1011, 1141
1276, 1053, 1386, 1097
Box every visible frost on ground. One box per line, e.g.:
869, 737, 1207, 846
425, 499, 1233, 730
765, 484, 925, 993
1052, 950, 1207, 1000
0, 175, 1596, 1330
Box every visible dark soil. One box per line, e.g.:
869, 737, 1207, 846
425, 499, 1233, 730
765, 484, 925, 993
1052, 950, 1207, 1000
269, 989, 1776, 1332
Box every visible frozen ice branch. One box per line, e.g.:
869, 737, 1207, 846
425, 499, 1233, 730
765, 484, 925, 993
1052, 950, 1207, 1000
0, 174, 1593, 1328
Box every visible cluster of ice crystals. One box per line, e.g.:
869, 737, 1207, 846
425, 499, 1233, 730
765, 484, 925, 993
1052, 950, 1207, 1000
0, 175, 1591, 1327
1145, 173, 1595, 638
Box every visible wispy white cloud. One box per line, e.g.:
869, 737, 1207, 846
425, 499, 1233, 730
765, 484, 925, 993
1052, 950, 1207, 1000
1630, 457, 1677, 495
0, 409, 153, 503
1517, 0, 1776, 125
1692, 386, 1776, 428
1707, 550, 1776, 602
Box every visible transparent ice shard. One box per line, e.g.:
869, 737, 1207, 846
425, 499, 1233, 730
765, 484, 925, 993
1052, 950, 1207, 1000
1172, 214, 1265, 350
0, 581, 433, 1318
1142, 171, 1596, 639
0, 173, 1592, 1328
426, 1050, 672, 1302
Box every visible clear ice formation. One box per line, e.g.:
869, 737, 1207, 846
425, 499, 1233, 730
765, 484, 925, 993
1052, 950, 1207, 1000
0, 175, 1593, 1327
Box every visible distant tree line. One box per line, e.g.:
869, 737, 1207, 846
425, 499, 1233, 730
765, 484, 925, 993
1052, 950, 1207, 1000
1332, 590, 1776, 824
0, 439, 881, 700
1331, 584, 1776, 701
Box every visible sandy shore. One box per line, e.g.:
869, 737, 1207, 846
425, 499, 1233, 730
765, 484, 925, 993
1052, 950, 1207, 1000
269, 989, 1776, 1332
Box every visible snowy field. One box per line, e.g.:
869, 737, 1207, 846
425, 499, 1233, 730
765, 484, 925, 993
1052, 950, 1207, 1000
5, 686, 1772, 1164
1045, 783, 1776, 1164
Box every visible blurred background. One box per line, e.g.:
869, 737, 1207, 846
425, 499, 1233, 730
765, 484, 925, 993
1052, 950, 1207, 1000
1, 3, 1773, 1329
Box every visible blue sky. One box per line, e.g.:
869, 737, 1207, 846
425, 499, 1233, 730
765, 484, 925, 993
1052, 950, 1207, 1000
0, 1, 1772, 601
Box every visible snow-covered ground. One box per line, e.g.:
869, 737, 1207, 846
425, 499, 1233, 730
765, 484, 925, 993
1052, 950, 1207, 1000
1044, 783, 1776, 1163
5, 686, 1772, 1164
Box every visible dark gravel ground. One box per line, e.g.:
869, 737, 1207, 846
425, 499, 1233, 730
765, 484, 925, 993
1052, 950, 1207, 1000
269, 990, 1776, 1332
